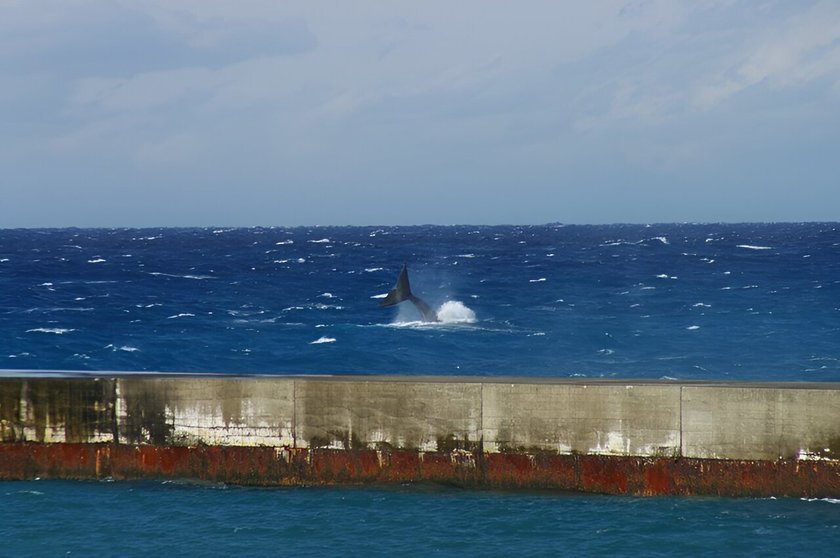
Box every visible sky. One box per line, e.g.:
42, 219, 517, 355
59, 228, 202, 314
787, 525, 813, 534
1, 0, 839, 227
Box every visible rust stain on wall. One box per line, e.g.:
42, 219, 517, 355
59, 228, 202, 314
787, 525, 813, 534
1, 443, 838, 497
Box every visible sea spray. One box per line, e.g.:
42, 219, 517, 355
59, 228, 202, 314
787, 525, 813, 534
436, 301, 476, 324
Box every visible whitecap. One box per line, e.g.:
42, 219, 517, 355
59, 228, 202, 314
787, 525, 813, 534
308, 238, 331, 244
105, 344, 140, 352
275, 240, 294, 245
686, 325, 700, 330
655, 274, 669, 279
529, 332, 546, 337
456, 254, 476, 258
296, 258, 306, 263
27, 328, 75, 334
650, 236, 669, 244
319, 292, 335, 298
88, 258, 106, 263
737, 244, 773, 250
148, 272, 213, 280
273, 259, 290, 264
529, 278, 547, 283
310, 336, 336, 344
0, 258, 9, 262
370, 293, 388, 299
364, 267, 383, 273
166, 313, 195, 319
692, 303, 712, 308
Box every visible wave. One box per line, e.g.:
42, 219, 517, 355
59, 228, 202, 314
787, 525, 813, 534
167, 313, 195, 319
149, 272, 215, 280
737, 244, 773, 250
87, 258, 106, 264
26, 328, 75, 334
310, 336, 336, 344
105, 344, 140, 352
24, 307, 94, 313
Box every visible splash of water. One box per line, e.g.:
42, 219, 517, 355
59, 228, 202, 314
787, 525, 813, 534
390, 300, 476, 326
436, 301, 476, 324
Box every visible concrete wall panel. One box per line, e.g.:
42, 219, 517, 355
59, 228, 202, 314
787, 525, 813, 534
117, 378, 294, 447
482, 382, 681, 456
295, 378, 482, 451
681, 386, 840, 460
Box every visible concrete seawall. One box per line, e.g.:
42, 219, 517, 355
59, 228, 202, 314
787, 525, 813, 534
1, 374, 839, 496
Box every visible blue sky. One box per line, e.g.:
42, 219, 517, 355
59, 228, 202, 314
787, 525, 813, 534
2, 1, 839, 227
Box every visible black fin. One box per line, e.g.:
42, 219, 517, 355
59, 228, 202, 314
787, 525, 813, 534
379, 264, 412, 307
379, 264, 439, 322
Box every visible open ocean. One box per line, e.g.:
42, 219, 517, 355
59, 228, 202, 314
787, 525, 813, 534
1, 223, 838, 555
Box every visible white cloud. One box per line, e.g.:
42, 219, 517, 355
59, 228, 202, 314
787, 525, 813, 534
2, 1, 839, 225
693, 1, 840, 108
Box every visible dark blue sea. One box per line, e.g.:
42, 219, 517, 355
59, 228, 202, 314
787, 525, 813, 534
1, 223, 838, 555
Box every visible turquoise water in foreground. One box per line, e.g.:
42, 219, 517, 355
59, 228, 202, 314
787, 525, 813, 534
1, 480, 838, 556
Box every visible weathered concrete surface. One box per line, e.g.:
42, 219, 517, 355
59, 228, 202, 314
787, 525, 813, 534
1, 375, 839, 496
681, 385, 840, 461
116, 378, 295, 447
482, 382, 681, 455
295, 378, 481, 451
0, 378, 114, 444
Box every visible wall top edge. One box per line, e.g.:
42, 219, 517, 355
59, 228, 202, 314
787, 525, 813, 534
0, 370, 839, 390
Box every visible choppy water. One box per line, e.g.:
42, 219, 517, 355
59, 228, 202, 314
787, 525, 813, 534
1, 223, 838, 379
1, 224, 839, 555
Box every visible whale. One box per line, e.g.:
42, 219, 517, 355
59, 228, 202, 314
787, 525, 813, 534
379, 264, 439, 322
